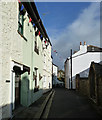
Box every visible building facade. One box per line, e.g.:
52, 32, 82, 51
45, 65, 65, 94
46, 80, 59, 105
0, 1, 52, 119
52, 64, 58, 87
64, 42, 102, 89
52, 64, 64, 87
42, 38, 52, 92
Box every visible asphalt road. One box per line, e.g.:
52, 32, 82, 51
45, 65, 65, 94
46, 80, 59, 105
48, 87, 101, 119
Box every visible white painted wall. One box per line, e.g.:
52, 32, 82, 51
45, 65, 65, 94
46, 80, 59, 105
72, 52, 101, 89
0, 2, 2, 119
0, 2, 24, 119
43, 40, 52, 90
72, 52, 101, 77
53, 64, 58, 76
0, 1, 52, 119
52, 64, 58, 85
65, 44, 102, 89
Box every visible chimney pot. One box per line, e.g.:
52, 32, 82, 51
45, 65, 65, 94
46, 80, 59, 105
84, 41, 86, 45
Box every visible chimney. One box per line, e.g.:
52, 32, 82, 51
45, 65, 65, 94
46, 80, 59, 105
80, 42, 82, 50
84, 41, 86, 45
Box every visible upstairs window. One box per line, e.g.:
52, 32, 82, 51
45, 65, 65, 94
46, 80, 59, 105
34, 36, 39, 55
92, 47, 95, 51
18, 3, 25, 35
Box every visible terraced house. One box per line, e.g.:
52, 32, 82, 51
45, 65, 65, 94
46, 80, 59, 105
0, 0, 52, 119
43, 40, 52, 91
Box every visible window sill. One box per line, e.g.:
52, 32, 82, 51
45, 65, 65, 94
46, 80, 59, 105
17, 30, 27, 41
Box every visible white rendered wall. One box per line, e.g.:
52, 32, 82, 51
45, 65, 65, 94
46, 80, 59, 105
43, 43, 52, 89
72, 52, 101, 89
65, 60, 70, 89
65, 52, 102, 89
1, 2, 23, 119
52, 65, 58, 85
72, 52, 101, 77
53, 65, 58, 76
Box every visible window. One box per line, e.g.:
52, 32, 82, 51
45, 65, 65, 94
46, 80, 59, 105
44, 55, 46, 64
34, 37, 39, 55
92, 47, 95, 51
34, 68, 39, 92
18, 3, 25, 35
35, 69, 37, 87
44, 55, 46, 69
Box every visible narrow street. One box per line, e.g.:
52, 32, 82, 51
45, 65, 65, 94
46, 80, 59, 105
48, 88, 101, 119
1, 1, 102, 120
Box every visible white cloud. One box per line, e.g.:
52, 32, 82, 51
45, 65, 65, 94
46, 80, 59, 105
50, 2, 100, 69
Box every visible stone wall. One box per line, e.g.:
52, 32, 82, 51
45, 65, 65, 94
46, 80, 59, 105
76, 62, 102, 112
76, 74, 89, 97
98, 76, 102, 106
88, 62, 102, 107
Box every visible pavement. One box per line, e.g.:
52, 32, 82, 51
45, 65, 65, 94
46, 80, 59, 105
48, 87, 102, 119
11, 89, 52, 120
11, 87, 102, 119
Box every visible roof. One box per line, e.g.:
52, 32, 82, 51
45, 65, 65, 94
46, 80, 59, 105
87, 45, 102, 52
53, 63, 58, 68
22, 0, 52, 46
87, 45, 101, 49
65, 44, 102, 61
64, 58, 69, 64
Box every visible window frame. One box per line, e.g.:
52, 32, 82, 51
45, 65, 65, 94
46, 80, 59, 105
18, 3, 24, 36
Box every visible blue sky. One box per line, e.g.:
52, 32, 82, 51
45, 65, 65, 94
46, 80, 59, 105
35, 2, 100, 70
36, 2, 90, 29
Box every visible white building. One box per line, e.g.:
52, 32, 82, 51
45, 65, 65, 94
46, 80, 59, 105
64, 42, 102, 89
52, 64, 58, 86
52, 64, 63, 87
42, 38, 52, 92
0, 1, 52, 119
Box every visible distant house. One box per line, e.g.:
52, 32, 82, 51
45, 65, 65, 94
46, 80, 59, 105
57, 70, 65, 81
57, 70, 65, 86
64, 42, 102, 89
52, 64, 58, 86
52, 64, 64, 87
